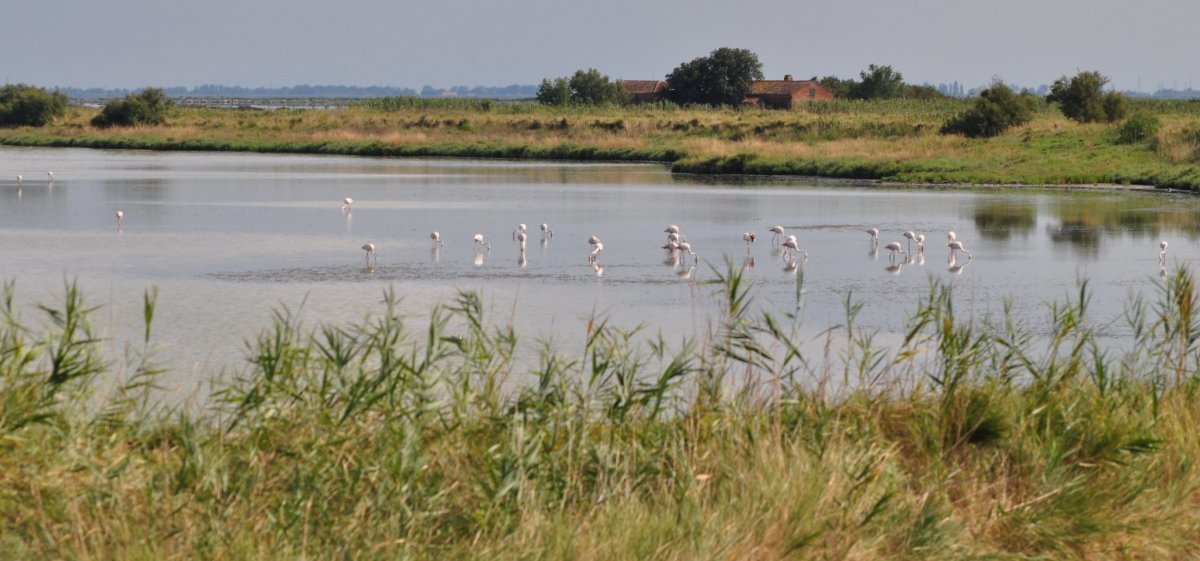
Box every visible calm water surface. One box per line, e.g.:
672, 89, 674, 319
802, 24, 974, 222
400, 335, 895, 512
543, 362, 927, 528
1, 147, 1196, 395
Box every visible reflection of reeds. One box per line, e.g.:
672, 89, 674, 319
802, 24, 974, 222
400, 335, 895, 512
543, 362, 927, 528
7, 267, 1200, 557
2, 99, 1199, 188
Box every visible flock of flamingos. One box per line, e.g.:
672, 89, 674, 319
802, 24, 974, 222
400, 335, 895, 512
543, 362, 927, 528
14, 174, 1171, 277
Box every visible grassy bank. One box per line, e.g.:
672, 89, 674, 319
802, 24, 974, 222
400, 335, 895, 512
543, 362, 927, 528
2, 98, 1199, 188
4, 266, 1200, 559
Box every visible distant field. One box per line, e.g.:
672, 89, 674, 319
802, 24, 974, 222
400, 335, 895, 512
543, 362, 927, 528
2, 97, 1199, 189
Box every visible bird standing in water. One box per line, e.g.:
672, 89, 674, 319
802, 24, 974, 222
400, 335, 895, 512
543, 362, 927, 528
361, 243, 377, 266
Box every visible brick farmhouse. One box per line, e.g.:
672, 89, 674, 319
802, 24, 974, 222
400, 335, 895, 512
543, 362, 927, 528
622, 75, 833, 108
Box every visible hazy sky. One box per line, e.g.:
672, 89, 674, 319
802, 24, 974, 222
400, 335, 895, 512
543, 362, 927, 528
4, 0, 1197, 91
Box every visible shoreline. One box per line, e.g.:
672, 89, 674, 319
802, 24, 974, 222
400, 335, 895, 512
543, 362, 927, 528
0, 137, 1174, 195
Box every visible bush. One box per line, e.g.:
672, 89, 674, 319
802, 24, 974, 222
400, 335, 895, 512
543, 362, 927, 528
941, 83, 1037, 138
91, 88, 172, 128
0, 84, 68, 127
536, 69, 626, 106
1047, 71, 1127, 123
1117, 112, 1160, 144
850, 64, 905, 100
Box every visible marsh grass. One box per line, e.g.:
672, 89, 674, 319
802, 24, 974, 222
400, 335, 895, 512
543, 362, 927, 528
4, 265, 1200, 559
3, 99, 1199, 188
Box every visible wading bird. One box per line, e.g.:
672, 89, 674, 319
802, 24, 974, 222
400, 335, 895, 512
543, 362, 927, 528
513, 223, 527, 240
676, 241, 697, 264
948, 230, 957, 242
47, 171, 54, 183
664, 224, 680, 235
361, 243, 377, 266
866, 228, 879, 245
341, 197, 353, 212
768, 225, 785, 245
473, 234, 491, 252
782, 236, 808, 261
540, 223, 553, 239
15, 175, 21, 186
884, 241, 908, 263
589, 242, 604, 263
588, 234, 601, 246
517, 231, 528, 251
916, 234, 925, 253
903, 230, 917, 254
948, 240, 971, 260
743, 232, 756, 253
115, 210, 124, 228
1160, 240, 1169, 267
430, 231, 443, 247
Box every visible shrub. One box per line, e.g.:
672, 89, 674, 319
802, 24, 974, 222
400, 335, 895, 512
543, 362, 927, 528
1047, 71, 1127, 123
0, 84, 68, 127
91, 88, 172, 127
1117, 112, 1160, 144
941, 83, 1036, 138
536, 69, 626, 106
850, 64, 905, 100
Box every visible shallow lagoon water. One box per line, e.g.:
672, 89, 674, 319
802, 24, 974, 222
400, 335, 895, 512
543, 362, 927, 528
1, 146, 1197, 396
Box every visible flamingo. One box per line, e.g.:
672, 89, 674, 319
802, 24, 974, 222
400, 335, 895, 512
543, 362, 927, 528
902, 231, 917, 254
589, 242, 604, 263
1159, 240, 1168, 267
540, 223, 554, 239
768, 225, 785, 245
742, 232, 756, 253
676, 241, 697, 264
15, 175, 21, 186
517, 231, 528, 251
916, 234, 925, 253
361, 243, 377, 265
948, 240, 971, 260
664, 224, 680, 235
115, 210, 124, 228
866, 228, 879, 245
341, 197, 353, 212
948, 231, 957, 242
512, 223, 527, 240
47, 171, 54, 183
782, 236, 808, 261
884, 241, 908, 262
473, 234, 491, 252
948, 254, 969, 275
430, 231, 443, 247
588, 234, 601, 246
666, 232, 680, 244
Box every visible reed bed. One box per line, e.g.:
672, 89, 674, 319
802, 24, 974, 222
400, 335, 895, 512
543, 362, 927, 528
4, 263, 1200, 559
3, 99, 1198, 188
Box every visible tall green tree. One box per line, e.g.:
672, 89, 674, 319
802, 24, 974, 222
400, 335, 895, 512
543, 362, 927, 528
1046, 71, 1127, 123
0, 84, 68, 127
850, 64, 905, 100
536, 69, 626, 106
665, 47, 764, 106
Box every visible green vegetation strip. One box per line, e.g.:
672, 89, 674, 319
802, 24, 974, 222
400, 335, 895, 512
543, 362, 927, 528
0, 97, 1198, 188
5, 266, 1200, 558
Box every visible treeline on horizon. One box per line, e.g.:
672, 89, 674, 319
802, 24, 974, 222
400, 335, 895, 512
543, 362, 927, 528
56, 83, 540, 100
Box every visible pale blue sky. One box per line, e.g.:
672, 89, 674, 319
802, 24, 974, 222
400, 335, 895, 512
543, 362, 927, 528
4, 0, 1196, 91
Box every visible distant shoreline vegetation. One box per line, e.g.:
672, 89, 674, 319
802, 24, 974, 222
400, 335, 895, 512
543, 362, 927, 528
2, 77, 1199, 189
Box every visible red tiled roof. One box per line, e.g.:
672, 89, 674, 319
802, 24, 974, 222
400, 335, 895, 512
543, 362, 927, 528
750, 80, 823, 95
622, 80, 667, 94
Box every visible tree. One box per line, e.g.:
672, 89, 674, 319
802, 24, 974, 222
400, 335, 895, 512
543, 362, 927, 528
91, 88, 172, 127
0, 84, 68, 127
536, 69, 626, 106
1046, 71, 1127, 123
850, 64, 905, 100
817, 76, 857, 99
664, 47, 764, 106
941, 82, 1038, 138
